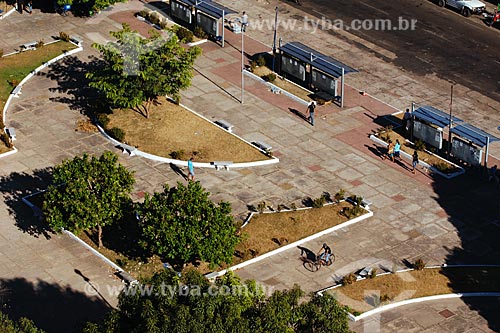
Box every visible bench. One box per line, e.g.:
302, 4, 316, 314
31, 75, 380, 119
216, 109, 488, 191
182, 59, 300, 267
70, 35, 83, 46
116, 270, 139, 286
11, 85, 22, 97
21, 41, 37, 51
212, 161, 233, 170
6, 128, 16, 141
214, 120, 234, 133
358, 266, 373, 278
120, 143, 137, 156
361, 199, 372, 210
253, 141, 272, 152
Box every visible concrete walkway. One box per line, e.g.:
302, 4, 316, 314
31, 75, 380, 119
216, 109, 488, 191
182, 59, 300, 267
1, 2, 499, 332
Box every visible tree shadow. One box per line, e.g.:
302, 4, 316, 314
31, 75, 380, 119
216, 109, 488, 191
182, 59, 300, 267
43, 54, 106, 118
432, 165, 500, 331
0, 277, 111, 332
0, 169, 54, 239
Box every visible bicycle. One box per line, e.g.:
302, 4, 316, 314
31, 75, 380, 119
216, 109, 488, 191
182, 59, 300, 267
303, 253, 335, 272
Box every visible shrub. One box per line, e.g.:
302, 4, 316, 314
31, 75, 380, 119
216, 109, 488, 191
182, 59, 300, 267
159, 21, 168, 30
368, 268, 377, 279
342, 273, 357, 285
59, 31, 70, 42
36, 39, 44, 48
262, 73, 276, 82
256, 55, 266, 67
9, 79, 20, 87
277, 204, 286, 212
96, 113, 110, 128
433, 161, 455, 173
321, 192, 332, 203
257, 201, 266, 213
0, 118, 4, 129
290, 202, 297, 211
148, 14, 161, 26
334, 189, 345, 202
193, 26, 208, 39
0, 49, 4, 57
107, 127, 125, 142
415, 139, 426, 151
169, 149, 185, 160
380, 294, 392, 303
0, 133, 13, 148
249, 60, 257, 72
175, 27, 194, 43
312, 195, 326, 208
137, 9, 148, 18
413, 258, 426, 270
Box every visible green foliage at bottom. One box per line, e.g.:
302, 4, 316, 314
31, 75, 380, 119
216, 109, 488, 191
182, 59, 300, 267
0, 311, 45, 333
82, 270, 351, 333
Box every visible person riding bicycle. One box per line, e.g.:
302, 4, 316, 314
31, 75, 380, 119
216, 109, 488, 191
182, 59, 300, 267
317, 243, 332, 264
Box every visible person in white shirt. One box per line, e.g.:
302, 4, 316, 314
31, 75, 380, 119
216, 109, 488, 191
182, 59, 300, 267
241, 11, 248, 32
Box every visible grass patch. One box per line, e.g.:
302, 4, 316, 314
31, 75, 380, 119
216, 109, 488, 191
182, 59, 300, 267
252, 66, 313, 102
330, 267, 500, 314
234, 201, 366, 265
106, 96, 270, 162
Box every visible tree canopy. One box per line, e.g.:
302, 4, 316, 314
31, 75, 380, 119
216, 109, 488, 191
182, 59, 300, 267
86, 24, 201, 118
0, 311, 44, 333
82, 270, 351, 333
43, 151, 135, 247
137, 181, 239, 267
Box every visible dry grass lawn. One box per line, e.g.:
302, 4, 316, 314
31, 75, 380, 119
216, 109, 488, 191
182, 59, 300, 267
252, 66, 313, 102
107, 97, 270, 162
234, 202, 363, 265
330, 267, 500, 314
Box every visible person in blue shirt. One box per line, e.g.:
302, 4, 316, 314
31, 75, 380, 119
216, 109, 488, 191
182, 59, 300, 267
187, 158, 195, 181
394, 139, 401, 161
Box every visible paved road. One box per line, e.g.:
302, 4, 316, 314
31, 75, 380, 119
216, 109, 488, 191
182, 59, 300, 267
299, 0, 500, 102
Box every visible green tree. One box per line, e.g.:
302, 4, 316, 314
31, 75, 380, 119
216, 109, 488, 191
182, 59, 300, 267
43, 151, 134, 248
82, 270, 351, 333
86, 24, 201, 118
0, 311, 45, 333
138, 181, 239, 267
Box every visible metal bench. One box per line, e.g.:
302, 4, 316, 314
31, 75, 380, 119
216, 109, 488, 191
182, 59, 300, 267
6, 128, 16, 141
212, 161, 233, 170
361, 199, 372, 210
120, 143, 137, 156
358, 266, 373, 278
214, 120, 234, 133
253, 141, 272, 152
21, 41, 37, 51
11, 85, 22, 97
70, 35, 83, 46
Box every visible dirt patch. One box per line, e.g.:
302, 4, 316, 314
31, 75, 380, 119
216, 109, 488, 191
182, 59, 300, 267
106, 97, 270, 163
330, 267, 500, 314
234, 201, 365, 265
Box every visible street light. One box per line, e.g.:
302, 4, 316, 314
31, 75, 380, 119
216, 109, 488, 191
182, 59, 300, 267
241, 25, 245, 104
272, 5, 278, 72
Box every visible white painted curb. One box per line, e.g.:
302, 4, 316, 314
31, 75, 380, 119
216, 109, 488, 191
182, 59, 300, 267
2, 41, 83, 126
244, 70, 310, 106
0, 146, 17, 158
369, 134, 465, 179
0, 7, 16, 20
96, 101, 279, 169
206, 209, 373, 280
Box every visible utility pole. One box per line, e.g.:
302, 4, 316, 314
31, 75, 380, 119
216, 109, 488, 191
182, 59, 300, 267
272, 5, 278, 72
447, 84, 454, 158
241, 27, 245, 104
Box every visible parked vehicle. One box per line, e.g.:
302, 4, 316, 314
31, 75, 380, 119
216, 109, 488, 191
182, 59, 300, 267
436, 0, 486, 17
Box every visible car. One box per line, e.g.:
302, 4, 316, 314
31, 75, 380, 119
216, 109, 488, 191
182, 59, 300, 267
437, 0, 486, 17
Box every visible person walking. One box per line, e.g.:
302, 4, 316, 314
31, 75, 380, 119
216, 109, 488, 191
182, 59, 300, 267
412, 150, 419, 174
383, 140, 394, 161
187, 158, 195, 181
307, 101, 316, 126
393, 139, 401, 161
402, 108, 411, 135
241, 11, 248, 32
27, 0, 32, 14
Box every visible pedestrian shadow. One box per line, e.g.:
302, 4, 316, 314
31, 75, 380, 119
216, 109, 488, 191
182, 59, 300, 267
364, 143, 386, 159
297, 246, 316, 262
288, 108, 308, 123
0, 169, 54, 239
169, 163, 187, 180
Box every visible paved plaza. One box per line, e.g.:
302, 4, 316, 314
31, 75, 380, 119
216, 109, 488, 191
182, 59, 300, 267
0, 1, 499, 332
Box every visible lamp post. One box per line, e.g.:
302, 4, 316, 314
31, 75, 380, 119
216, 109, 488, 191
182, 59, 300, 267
272, 5, 278, 72
447, 84, 454, 158
241, 27, 245, 104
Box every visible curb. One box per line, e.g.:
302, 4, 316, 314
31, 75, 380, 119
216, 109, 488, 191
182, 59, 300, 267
206, 209, 373, 281
96, 100, 280, 169
0, 7, 16, 20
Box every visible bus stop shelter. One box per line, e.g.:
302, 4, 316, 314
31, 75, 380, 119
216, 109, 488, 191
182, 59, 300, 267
170, 0, 236, 46
278, 41, 357, 107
